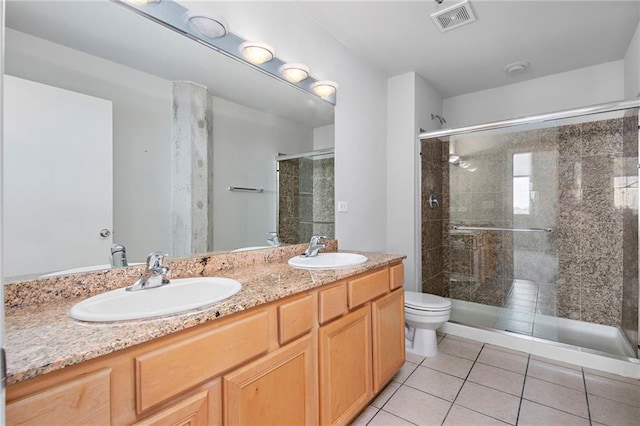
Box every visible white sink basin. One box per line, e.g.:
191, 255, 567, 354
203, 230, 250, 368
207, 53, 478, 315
231, 246, 271, 253
69, 277, 242, 322
40, 263, 143, 278
288, 252, 368, 269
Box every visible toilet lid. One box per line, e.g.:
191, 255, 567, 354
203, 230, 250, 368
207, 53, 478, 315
405, 292, 451, 311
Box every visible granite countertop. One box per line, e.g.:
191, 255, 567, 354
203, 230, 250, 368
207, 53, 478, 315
5, 243, 404, 386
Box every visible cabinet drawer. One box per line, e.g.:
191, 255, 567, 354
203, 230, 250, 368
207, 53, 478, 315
135, 309, 270, 412
348, 268, 389, 309
318, 282, 348, 324
7, 368, 111, 425
134, 390, 210, 426
390, 263, 404, 290
278, 294, 314, 345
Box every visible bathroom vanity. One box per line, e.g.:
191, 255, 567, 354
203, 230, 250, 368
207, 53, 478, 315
4, 244, 405, 425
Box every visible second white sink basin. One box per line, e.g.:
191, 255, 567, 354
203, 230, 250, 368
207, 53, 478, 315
288, 252, 368, 269
69, 277, 242, 322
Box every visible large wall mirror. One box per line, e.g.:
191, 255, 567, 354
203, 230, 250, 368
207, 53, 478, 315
3, 0, 335, 282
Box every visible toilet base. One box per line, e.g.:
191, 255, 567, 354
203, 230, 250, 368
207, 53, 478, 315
405, 328, 438, 357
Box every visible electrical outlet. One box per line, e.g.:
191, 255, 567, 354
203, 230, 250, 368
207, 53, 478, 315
337, 201, 348, 212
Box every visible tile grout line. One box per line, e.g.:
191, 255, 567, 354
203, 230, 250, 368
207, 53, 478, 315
581, 366, 593, 424
440, 340, 486, 425
514, 353, 531, 426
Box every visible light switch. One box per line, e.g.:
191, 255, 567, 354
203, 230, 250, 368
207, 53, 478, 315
337, 201, 348, 212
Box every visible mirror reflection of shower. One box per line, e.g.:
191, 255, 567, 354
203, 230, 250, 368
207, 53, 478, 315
277, 149, 335, 245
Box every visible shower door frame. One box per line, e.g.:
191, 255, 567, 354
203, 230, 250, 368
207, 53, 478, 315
418, 98, 640, 359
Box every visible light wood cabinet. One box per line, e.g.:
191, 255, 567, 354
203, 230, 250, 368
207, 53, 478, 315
319, 305, 373, 425
6, 368, 112, 425
372, 289, 405, 393
7, 262, 404, 426
224, 334, 316, 425
133, 389, 210, 426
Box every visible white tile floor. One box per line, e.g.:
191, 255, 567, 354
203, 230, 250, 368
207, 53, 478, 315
351, 334, 640, 426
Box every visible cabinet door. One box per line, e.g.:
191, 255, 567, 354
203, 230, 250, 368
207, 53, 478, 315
319, 305, 372, 426
372, 289, 405, 393
223, 335, 316, 425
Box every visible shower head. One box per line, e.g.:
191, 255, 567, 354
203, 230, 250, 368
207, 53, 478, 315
431, 113, 447, 125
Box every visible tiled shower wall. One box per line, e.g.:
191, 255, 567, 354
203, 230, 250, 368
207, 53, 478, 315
422, 112, 638, 340
278, 157, 335, 245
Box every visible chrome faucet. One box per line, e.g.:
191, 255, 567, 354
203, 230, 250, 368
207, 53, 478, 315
110, 244, 128, 268
126, 252, 170, 291
266, 232, 281, 247
303, 235, 326, 257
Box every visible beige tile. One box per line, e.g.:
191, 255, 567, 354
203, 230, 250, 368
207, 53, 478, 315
443, 405, 509, 426
368, 409, 415, 426
438, 336, 483, 361
350, 405, 378, 426
517, 400, 590, 426
371, 381, 401, 408
585, 373, 640, 407
406, 351, 425, 365
484, 344, 528, 357
455, 382, 520, 424
384, 385, 452, 426
442, 334, 485, 347
530, 354, 581, 371
421, 351, 474, 379
467, 362, 525, 396
527, 359, 585, 391
478, 347, 528, 375
589, 394, 640, 426
405, 365, 465, 401
522, 377, 589, 418
584, 367, 640, 386
393, 361, 419, 384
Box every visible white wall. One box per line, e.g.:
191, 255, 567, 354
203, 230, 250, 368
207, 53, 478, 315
5, 29, 173, 263
443, 60, 625, 127
212, 97, 313, 250
624, 21, 640, 99
386, 73, 442, 291
184, 1, 389, 252
313, 124, 335, 150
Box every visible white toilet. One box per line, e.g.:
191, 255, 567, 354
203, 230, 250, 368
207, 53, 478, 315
404, 291, 452, 357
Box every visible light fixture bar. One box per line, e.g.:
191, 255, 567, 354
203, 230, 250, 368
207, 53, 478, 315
113, 0, 336, 104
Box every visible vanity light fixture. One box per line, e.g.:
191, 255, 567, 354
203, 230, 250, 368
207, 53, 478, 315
184, 10, 229, 39
239, 42, 275, 65
279, 63, 310, 83
311, 80, 339, 98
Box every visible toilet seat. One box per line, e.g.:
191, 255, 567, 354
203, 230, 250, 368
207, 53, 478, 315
404, 292, 451, 312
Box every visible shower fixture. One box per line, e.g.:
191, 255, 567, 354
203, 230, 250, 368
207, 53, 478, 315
431, 113, 447, 125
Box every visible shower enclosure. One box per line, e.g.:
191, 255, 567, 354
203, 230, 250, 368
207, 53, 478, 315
420, 100, 640, 361
277, 149, 335, 244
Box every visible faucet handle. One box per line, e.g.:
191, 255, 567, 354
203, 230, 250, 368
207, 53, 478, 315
311, 235, 327, 244
146, 252, 168, 269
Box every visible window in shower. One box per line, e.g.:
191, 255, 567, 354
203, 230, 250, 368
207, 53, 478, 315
513, 152, 532, 215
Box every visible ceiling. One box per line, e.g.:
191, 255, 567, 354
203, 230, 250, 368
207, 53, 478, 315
295, 0, 640, 98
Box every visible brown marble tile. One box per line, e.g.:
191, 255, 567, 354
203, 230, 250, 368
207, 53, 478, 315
558, 160, 581, 190
579, 221, 623, 260
581, 155, 616, 190
582, 118, 623, 157
622, 111, 638, 157
558, 124, 582, 159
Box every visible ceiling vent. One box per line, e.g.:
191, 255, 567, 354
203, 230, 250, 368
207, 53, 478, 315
431, 0, 477, 33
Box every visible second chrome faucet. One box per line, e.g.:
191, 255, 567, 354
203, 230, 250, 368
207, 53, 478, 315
303, 235, 327, 257
126, 252, 170, 291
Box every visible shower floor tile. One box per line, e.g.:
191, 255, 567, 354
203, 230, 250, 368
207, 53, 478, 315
354, 336, 640, 425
